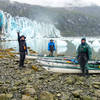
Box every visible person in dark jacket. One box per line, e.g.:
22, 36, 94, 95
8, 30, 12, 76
17, 32, 28, 68
77, 38, 92, 76
48, 39, 56, 56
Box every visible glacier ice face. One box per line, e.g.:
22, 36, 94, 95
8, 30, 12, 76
1, 10, 61, 40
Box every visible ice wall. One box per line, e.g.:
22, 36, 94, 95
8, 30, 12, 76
1, 10, 61, 40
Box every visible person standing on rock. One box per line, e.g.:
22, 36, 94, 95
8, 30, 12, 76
17, 32, 28, 68
76, 38, 92, 76
48, 39, 56, 56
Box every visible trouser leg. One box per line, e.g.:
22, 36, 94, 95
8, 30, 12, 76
49, 51, 51, 56
19, 52, 25, 67
79, 55, 88, 75
51, 51, 53, 56
49, 51, 53, 56
80, 65, 85, 75
85, 62, 89, 75
19, 52, 22, 67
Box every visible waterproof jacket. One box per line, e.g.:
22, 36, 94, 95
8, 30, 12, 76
18, 33, 27, 53
77, 43, 92, 60
48, 41, 56, 51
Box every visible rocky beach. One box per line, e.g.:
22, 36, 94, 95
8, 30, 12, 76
0, 49, 100, 100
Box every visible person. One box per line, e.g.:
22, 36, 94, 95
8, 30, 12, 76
76, 38, 92, 76
17, 32, 28, 68
48, 39, 56, 56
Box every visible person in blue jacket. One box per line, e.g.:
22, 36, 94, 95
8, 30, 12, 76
48, 39, 56, 56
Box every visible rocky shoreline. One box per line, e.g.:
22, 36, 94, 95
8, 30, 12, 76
0, 49, 100, 100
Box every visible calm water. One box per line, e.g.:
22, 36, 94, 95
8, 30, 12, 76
0, 37, 100, 59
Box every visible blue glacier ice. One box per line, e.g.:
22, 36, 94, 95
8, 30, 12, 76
1, 10, 61, 40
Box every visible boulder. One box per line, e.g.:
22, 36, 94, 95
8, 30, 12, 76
66, 77, 75, 85
93, 82, 100, 85
24, 87, 36, 96
0, 94, 13, 100
40, 91, 54, 100
22, 95, 35, 100
94, 90, 100, 97
72, 90, 83, 97
81, 95, 92, 100
93, 85, 100, 89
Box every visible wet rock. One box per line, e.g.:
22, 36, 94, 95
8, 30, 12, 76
24, 87, 36, 96
5, 80, 11, 84
29, 49, 38, 55
94, 90, 100, 97
11, 99, 17, 100
12, 86, 18, 91
93, 82, 100, 85
81, 95, 92, 100
0, 87, 8, 92
60, 93, 69, 100
72, 90, 83, 98
57, 93, 61, 97
22, 95, 35, 100
72, 98, 80, 100
93, 85, 100, 89
92, 82, 100, 89
15, 81, 23, 86
0, 81, 4, 84
26, 85, 33, 88
0, 94, 13, 100
74, 75, 85, 82
66, 77, 75, 84
40, 91, 54, 100
75, 81, 84, 85
91, 97, 97, 100
92, 75, 97, 77
32, 65, 38, 71
5, 48, 15, 52
21, 77, 29, 85
21, 70, 32, 75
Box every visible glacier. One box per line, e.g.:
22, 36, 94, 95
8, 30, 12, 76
0, 10, 61, 40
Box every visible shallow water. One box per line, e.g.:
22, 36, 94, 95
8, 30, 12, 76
0, 37, 100, 59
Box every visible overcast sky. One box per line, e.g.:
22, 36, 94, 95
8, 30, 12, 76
10, 0, 100, 7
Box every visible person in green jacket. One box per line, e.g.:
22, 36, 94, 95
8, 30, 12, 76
77, 38, 92, 76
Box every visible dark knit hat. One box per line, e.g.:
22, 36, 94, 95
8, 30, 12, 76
20, 35, 26, 39
81, 37, 86, 41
